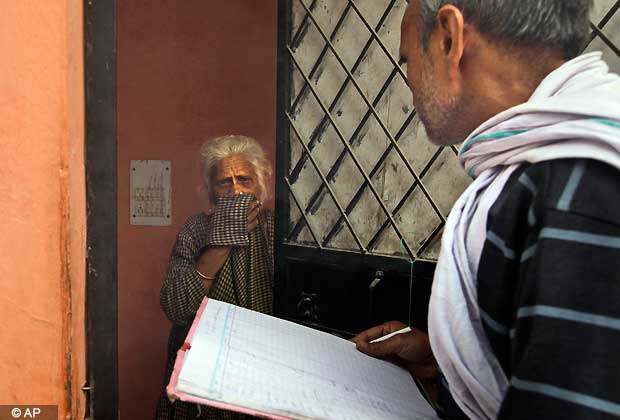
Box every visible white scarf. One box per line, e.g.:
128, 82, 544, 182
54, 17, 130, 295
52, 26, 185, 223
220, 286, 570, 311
428, 52, 620, 420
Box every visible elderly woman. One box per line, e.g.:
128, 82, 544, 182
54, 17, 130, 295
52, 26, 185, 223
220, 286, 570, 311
156, 135, 274, 420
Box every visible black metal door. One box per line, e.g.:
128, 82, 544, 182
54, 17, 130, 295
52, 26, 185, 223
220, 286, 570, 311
274, 0, 466, 336
274, 0, 620, 337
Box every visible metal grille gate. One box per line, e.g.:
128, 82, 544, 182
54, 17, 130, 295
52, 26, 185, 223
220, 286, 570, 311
274, 0, 620, 334
282, 0, 466, 263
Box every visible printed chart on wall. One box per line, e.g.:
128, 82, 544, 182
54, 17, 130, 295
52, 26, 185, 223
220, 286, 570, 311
130, 160, 172, 226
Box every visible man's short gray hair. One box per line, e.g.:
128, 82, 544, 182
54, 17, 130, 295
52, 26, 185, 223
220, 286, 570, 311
200, 135, 272, 203
418, 0, 593, 59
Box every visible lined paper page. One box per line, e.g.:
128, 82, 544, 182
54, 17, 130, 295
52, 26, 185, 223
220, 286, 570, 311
176, 299, 438, 420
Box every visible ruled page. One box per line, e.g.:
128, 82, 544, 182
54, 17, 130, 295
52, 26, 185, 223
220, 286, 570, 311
176, 299, 438, 420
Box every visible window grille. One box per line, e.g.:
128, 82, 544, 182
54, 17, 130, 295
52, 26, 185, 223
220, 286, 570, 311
278, 0, 620, 262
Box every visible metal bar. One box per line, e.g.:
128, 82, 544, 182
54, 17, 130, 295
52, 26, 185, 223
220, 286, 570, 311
285, 177, 323, 248
597, 0, 620, 29
287, 113, 368, 253
274, 0, 294, 319
366, 147, 445, 251
586, 1, 620, 46
84, 0, 118, 418
290, 2, 353, 113
289, 0, 398, 183
297, 0, 447, 223
280, 241, 433, 275
288, 48, 417, 260
322, 109, 418, 246
589, 22, 620, 57
416, 221, 445, 257
346, 0, 408, 82
288, 61, 403, 240
290, 0, 319, 49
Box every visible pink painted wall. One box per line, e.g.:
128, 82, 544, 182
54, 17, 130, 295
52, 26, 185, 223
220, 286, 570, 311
0, 1, 85, 419
117, 2, 278, 419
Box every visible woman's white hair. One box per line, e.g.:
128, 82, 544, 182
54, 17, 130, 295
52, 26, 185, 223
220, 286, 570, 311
200, 135, 272, 203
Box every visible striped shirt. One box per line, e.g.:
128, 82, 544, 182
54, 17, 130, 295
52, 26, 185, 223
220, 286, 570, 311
440, 158, 620, 419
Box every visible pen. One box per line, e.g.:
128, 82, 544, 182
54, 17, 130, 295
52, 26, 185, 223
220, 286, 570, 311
370, 326, 412, 343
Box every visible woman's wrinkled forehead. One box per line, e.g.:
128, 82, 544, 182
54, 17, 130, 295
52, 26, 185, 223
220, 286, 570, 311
212, 154, 256, 179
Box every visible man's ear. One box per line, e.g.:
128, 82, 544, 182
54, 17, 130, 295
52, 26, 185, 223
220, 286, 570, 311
432, 5, 466, 75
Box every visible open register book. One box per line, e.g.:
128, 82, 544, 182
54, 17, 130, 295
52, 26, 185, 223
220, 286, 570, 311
167, 298, 439, 420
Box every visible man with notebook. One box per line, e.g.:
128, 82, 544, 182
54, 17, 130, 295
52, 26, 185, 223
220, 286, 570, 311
354, 1, 620, 419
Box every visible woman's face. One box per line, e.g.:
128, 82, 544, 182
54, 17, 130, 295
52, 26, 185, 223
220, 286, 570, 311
211, 154, 261, 200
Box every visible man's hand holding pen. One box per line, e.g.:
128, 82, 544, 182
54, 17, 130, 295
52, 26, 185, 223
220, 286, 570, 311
352, 320, 438, 404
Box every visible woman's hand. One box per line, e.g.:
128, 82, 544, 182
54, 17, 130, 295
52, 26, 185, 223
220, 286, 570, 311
195, 245, 231, 291
247, 200, 261, 232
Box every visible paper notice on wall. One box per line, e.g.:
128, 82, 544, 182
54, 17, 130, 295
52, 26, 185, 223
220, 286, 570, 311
130, 160, 171, 226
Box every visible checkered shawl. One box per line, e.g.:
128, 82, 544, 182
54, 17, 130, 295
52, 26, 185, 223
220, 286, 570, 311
156, 209, 274, 420
209, 194, 255, 247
